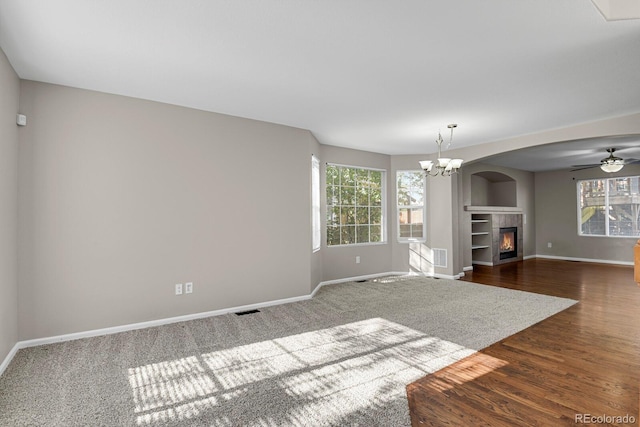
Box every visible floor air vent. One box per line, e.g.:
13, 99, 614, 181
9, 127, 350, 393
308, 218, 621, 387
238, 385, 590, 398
235, 309, 260, 316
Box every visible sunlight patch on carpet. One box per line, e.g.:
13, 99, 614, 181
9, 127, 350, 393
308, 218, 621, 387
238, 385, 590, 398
128, 318, 483, 426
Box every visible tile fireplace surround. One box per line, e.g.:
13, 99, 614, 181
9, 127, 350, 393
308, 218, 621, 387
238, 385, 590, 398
491, 213, 523, 265
467, 206, 523, 266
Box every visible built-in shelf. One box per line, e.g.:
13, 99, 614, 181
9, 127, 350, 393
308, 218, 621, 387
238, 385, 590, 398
471, 213, 492, 263
470, 212, 524, 266
472, 245, 490, 250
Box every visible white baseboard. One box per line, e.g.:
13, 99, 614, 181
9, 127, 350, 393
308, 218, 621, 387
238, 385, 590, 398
463, 266, 474, 272
2, 269, 473, 375
17, 293, 313, 350
535, 254, 633, 266
474, 254, 630, 266
14, 255, 624, 375
400, 270, 464, 280
311, 271, 409, 297
312, 268, 478, 301
0, 342, 20, 378
472, 255, 631, 266
5, 271, 411, 371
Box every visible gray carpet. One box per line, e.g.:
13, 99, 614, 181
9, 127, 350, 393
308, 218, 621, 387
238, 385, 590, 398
0, 276, 576, 426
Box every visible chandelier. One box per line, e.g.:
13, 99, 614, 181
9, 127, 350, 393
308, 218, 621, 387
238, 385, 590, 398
600, 148, 624, 173
419, 124, 464, 176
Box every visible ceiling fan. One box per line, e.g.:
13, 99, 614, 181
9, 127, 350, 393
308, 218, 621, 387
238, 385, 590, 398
570, 148, 640, 173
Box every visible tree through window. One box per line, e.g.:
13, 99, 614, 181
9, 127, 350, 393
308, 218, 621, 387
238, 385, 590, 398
326, 164, 385, 246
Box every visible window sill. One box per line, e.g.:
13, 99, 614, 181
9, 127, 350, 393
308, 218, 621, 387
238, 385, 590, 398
327, 241, 388, 248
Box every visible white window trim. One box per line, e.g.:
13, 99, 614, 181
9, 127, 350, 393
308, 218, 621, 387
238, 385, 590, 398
312, 155, 321, 252
326, 163, 387, 247
396, 170, 427, 243
577, 175, 640, 238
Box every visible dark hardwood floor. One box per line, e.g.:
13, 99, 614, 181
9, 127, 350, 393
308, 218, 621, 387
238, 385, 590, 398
406, 258, 640, 426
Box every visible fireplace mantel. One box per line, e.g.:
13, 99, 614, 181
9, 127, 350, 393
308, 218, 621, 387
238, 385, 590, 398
464, 205, 523, 213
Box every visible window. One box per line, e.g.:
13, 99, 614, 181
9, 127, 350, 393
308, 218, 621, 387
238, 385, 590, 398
311, 155, 321, 252
578, 176, 640, 237
397, 171, 426, 242
326, 164, 385, 246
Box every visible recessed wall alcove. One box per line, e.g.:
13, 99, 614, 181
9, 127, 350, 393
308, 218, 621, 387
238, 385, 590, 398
466, 170, 522, 266
470, 171, 517, 207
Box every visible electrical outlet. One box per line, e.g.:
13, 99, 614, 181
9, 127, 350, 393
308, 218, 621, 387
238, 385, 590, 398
175, 283, 183, 295
185, 282, 193, 294
356, 256, 360, 264
547, 242, 552, 248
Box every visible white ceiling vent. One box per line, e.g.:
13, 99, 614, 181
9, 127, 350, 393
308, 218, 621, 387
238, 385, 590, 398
432, 248, 447, 268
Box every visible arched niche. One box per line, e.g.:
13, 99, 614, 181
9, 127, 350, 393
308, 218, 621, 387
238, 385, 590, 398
470, 171, 517, 207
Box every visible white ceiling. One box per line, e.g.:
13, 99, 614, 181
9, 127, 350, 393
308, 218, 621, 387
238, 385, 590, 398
1, 0, 640, 159
480, 135, 640, 172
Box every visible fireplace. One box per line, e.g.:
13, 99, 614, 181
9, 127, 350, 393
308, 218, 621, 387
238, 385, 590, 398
468, 209, 523, 266
499, 227, 517, 260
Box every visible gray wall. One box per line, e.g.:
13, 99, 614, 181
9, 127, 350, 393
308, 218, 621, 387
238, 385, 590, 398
489, 181, 517, 207
5, 56, 640, 345
17, 81, 315, 340
0, 49, 19, 364
535, 164, 640, 263
470, 175, 491, 206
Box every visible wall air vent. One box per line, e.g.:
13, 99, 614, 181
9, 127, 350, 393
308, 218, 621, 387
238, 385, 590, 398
433, 248, 447, 268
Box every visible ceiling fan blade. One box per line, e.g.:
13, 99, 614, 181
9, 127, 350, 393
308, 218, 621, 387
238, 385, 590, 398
570, 165, 599, 171
570, 148, 638, 172
571, 163, 600, 168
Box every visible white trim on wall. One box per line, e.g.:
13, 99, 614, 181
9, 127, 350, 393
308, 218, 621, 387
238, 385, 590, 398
4, 255, 627, 377
1, 268, 468, 375
1, 271, 411, 376
18, 294, 313, 349
0, 343, 20, 378
474, 254, 631, 266
535, 254, 633, 266
310, 271, 410, 297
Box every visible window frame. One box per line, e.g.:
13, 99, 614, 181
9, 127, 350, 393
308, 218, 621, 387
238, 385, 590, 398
311, 155, 321, 252
576, 175, 640, 238
326, 163, 387, 247
396, 170, 427, 243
